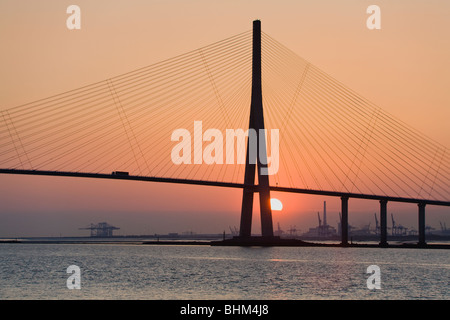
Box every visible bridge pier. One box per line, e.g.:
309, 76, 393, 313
340, 196, 349, 245
239, 188, 254, 238
238, 19, 274, 238
418, 202, 426, 246
379, 199, 388, 247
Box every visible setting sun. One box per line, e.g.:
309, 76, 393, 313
270, 198, 283, 211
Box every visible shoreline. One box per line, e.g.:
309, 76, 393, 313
1, 237, 449, 249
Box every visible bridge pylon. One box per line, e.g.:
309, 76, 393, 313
238, 20, 274, 238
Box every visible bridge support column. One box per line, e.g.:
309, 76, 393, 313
341, 196, 349, 245
238, 19, 274, 238
379, 199, 388, 247
418, 202, 426, 246
239, 188, 254, 238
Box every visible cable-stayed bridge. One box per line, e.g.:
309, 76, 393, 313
1, 21, 449, 246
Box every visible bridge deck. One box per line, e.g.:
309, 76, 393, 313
1, 168, 449, 207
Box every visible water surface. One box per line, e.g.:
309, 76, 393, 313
0, 243, 448, 299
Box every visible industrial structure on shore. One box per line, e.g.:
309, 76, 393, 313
273, 201, 449, 241
302, 201, 337, 239
79, 222, 120, 237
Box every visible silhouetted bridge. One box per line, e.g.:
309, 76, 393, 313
1, 20, 449, 247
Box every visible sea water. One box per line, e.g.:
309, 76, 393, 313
0, 243, 448, 299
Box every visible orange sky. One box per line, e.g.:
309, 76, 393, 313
0, 0, 449, 237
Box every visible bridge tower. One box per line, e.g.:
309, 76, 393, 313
239, 20, 274, 238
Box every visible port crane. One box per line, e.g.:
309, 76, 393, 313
79, 222, 120, 237
391, 214, 397, 236
229, 226, 239, 237
275, 222, 285, 236
374, 213, 380, 235
288, 225, 299, 237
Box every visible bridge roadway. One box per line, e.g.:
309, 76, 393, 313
1, 168, 449, 246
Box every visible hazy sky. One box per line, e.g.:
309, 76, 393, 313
0, 0, 449, 237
